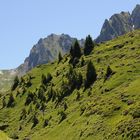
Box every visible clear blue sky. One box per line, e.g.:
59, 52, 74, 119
0, 0, 139, 69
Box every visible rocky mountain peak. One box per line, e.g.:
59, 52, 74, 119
16, 4, 140, 74
96, 5, 140, 43
131, 4, 140, 29
17, 34, 82, 74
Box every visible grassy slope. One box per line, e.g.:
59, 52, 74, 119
0, 70, 16, 93
1, 30, 140, 140
0, 131, 11, 140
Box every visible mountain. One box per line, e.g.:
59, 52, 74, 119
131, 4, 140, 29
0, 34, 84, 93
0, 4, 139, 93
1, 29, 140, 140
96, 4, 140, 43
18, 5, 140, 74
18, 34, 84, 75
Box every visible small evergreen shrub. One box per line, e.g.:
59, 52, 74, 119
58, 52, 63, 63
58, 111, 66, 123
32, 115, 39, 128
25, 92, 34, 106
84, 61, 97, 89
11, 76, 19, 91
104, 66, 114, 81
7, 93, 15, 107
43, 119, 49, 127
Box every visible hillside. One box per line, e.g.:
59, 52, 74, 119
0, 30, 140, 140
0, 70, 17, 93
0, 34, 82, 93
1, 4, 139, 94
0, 131, 11, 140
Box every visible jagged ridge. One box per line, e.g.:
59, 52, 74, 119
96, 4, 140, 42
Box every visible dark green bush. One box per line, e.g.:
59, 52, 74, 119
2, 97, 6, 108
43, 119, 49, 127
58, 52, 63, 63
7, 93, 15, 107
80, 57, 85, 67
132, 109, 140, 118
84, 61, 97, 89
37, 86, 46, 102
58, 111, 66, 123
25, 92, 34, 106
104, 66, 114, 81
41, 74, 47, 85
46, 73, 52, 83
32, 115, 39, 128
20, 108, 27, 120
11, 76, 19, 91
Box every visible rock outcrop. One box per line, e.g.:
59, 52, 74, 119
96, 4, 140, 43
18, 34, 83, 74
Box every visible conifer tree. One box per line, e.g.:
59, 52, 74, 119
84, 35, 94, 55
32, 115, 39, 128
41, 74, 46, 85
2, 97, 6, 108
70, 40, 81, 59
11, 76, 19, 91
58, 52, 63, 63
105, 66, 113, 81
85, 61, 97, 89
7, 93, 15, 107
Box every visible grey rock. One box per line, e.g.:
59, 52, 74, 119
96, 4, 140, 43
131, 4, 140, 29
96, 12, 132, 43
17, 34, 83, 74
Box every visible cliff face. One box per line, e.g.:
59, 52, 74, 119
131, 4, 140, 29
18, 34, 82, 74
96, 5, 140, 43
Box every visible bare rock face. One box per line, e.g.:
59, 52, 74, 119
96, 5, 140, 43
131, 4, 140, 29
17, 34, 80, 74
96, 12, 132, 43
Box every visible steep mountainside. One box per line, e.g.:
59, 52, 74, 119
18, 34, 84, 75
0, 34, 83, 93
1, 30, 140, 140
131, 4, 140, 29
96, 4, 140, 43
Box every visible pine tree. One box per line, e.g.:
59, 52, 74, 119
41, 74, 46, 85
46, 73, 52, 83
70, 40, 81, 59
2, 97, 6, 108
85, 61, 97, 89
7, 93, 15, 107
11, 76, 19, 91
58, 52, 63, 63
32, 115, 39, 128
84, 35, 94, 55
105, 66, 113, 81
20, 108, 27, 120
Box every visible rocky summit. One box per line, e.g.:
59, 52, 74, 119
17, 34, 77, 75
96, 4, 140, 43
